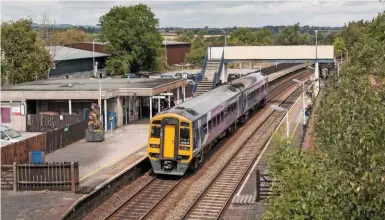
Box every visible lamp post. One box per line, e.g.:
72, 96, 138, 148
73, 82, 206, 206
90, 77, 111, 116
293, 79, 306, 125
93, 38, 100, 77
271, 105, 290, 138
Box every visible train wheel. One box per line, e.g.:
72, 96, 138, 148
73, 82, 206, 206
193, 158, 200, 170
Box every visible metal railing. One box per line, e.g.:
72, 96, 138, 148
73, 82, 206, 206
192, 53, 209, 94
212, 50, 225, 89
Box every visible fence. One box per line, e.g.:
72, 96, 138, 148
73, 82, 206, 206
46, 119, 88, 154
256, 170, 279, 202
26, 114, 83, 132
1, 134, 46, 165
2, 120, 88, 164
1, 162, 79, 192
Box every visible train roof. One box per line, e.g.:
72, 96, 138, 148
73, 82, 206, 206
161, 72, 267, 121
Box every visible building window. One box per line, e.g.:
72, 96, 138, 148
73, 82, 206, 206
1, 108, 11, 123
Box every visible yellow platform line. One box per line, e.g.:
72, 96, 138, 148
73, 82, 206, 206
80, 146, 146, 182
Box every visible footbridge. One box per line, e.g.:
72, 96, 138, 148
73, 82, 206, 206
194, 45, 334, 96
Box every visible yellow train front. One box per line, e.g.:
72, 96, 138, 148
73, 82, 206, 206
147, 113, 193, 176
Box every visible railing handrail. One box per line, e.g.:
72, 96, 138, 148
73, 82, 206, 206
212, 50, 225, 89
193, 50, 209, 94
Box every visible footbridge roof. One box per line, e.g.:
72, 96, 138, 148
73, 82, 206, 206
208, 45, 334, 63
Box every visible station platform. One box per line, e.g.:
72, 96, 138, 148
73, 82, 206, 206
1, 65, 310, 220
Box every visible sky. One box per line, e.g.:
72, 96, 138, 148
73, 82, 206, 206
1, 1, 384, 28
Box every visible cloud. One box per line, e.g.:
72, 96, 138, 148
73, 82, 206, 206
1, 1, 384, 28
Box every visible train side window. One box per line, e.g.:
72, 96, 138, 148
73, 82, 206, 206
213, 117, 217, 127
234, 103, 237, 110
220, 112, 224, 122
216, 115, 220, 124
224, 109, 228, 118
180, 127, 190, 145
208, 120, 212, 131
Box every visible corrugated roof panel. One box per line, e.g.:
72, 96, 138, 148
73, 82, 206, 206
47, 46, 109, 61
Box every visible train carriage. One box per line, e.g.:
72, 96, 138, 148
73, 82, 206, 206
147, 72, 268, 176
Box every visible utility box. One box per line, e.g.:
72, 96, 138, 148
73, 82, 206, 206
29, 151, 45, 164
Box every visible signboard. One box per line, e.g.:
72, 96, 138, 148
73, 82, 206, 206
59, 115, 63, 120
64, 127, 69, 132
98, 99, 101, 106
11, 105, 21, 116
152, 96, 165, 99
160, 93, 173, 96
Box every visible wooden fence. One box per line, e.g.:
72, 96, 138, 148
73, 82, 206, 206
46, 120, 88, 154
1, 134, 46, 165
1, 120, 88, 165
256, 170, 279, 202
1, 162, 79, 192
26, 114, 83, 132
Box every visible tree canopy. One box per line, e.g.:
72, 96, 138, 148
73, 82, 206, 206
264, 11, 385, 220
277, 23, 310, 45
1, 19, 51, 85
99, 4, 163, 74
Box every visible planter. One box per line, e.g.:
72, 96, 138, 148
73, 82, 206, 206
86, 131, 105, 142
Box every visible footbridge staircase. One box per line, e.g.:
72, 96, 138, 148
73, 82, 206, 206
193, 50, 224, 96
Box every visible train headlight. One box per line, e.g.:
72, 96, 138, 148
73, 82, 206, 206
179, 146, 190, 151
150, 144, 160, 148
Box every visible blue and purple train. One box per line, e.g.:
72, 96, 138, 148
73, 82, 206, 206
147, 72, 268, 176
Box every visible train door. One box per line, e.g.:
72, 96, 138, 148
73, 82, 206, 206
163, 125, 176, 158
200, 115, 208, 147
160, 118, 179, 160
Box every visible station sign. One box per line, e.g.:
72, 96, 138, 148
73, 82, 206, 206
152, 96, 165, 99
160, 93, 173, 96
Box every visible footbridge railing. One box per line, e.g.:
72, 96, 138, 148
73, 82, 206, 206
212, 51, 224, 89
192, 53, 208, 94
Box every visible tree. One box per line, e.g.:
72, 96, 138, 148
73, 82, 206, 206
276, 23, 310, 45
185, 37, 206, 66
52, 29, 90, 45
264, 12, 385, 220
229, 27, 256, 45
176, 30, 195, 42
254, 28, 274, 45
99, 4, 163, 74
333, 37, 345, 56
1, 19, 51, 85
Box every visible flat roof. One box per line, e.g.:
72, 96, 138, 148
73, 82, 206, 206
48, 46, 109, 61
162, 40, 191, 46
2, 78, 186, 101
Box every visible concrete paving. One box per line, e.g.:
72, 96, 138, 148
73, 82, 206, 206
46, 118, 149, 183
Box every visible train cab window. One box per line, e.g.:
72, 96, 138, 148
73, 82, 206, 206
181, 122, 189, 127
180, 127, 190, 145
208, 120, 212, 131
151, 120, 161, 138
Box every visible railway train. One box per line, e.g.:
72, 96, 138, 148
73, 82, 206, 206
147, 72, 269, 176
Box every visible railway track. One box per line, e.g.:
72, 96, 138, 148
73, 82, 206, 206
89, 69, 309, 220
180, 77, 307, 220
104, 177, 181, 220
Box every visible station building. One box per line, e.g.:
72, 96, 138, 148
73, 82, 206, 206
0, 77, 192, 131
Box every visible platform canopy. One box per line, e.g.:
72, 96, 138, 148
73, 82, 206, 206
208, 45, 334, 63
